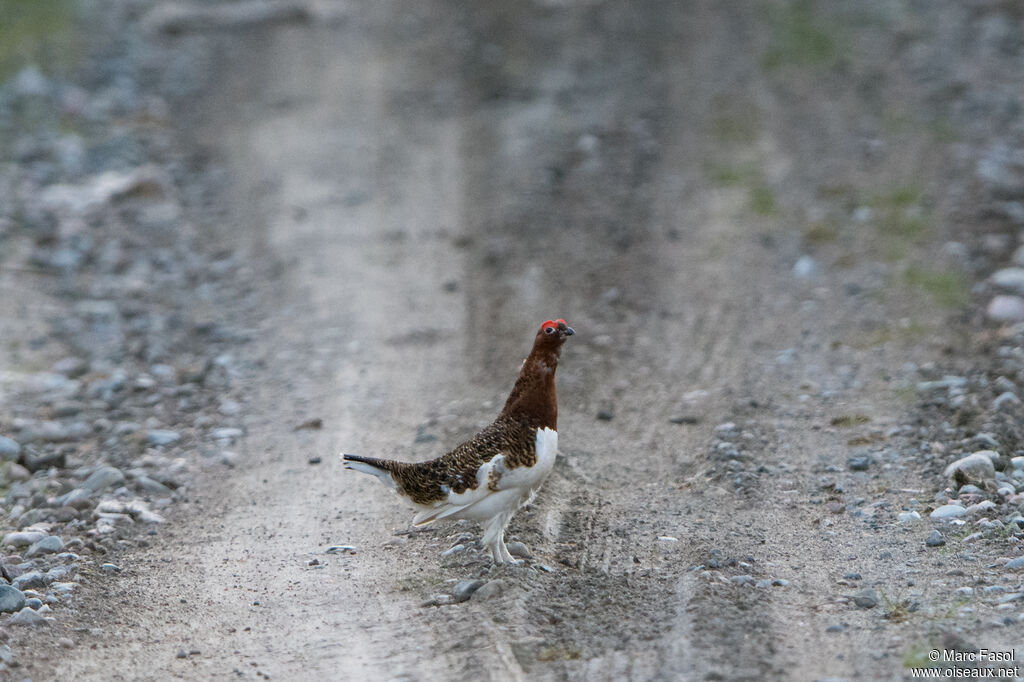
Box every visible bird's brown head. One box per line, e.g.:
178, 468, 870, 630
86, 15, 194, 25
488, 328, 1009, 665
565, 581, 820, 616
535, 318, 575, 349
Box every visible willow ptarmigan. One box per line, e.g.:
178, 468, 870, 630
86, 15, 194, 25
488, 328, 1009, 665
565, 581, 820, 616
342, 318, 574, 564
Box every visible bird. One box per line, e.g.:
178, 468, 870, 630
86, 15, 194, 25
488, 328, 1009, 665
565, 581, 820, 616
342, 318, 574, 564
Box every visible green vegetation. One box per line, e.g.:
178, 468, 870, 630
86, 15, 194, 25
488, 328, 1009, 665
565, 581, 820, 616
748, 183, 777, 215
762, 0, 841, 70
705, 162, 777, 216
901, 267, 969, 307
830, 414, 871, 427
0, 0, 77, 80
537, 644, 582, 662
803, 219, 840, 244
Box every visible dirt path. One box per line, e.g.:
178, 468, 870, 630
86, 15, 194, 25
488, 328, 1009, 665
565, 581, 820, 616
32, 2, 1023, 680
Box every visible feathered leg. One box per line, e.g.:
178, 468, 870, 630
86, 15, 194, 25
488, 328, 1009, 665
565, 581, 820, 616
481, 510, 522, 565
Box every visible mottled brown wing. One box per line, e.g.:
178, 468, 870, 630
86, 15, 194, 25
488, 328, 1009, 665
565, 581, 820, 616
391, 417, 536, 505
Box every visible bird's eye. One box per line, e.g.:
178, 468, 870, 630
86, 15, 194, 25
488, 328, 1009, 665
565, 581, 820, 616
544, 327, 555, 334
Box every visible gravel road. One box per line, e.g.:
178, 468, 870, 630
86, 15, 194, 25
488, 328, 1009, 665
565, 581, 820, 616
4, 2, 1023, 680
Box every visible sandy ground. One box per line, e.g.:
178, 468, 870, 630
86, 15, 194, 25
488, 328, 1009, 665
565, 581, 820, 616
18, 1, 1024, 680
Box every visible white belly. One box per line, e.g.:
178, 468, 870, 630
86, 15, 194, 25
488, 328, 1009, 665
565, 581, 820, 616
448, 427, 557, 523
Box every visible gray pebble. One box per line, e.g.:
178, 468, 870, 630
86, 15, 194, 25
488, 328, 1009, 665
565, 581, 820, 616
0, 586, 25, 614
12, 572, 46, 591
847, 455, 871, 472
755, 579, 772, 588
440, 544, 465, 557
826, 624, 845, 633
925, 530, 945, 547
930, 504, 967, 519
211, 427, 243, 441
730, 575, 756, 586
473, 580, 504, 601
990, 267, 1024, 296
853, 588, 880, 609
325, 545, 356, 555
507, 541, 532, 559
100, 563, 121, 573
136, 475, 173, 496
24, 598, 42, 610
0, 436, 20, 462
844, 572, 862, 581
793, 255, 817, 278
7, 606, 47, 626
1005, 556, 1024, 570
452, 579, 485, 603
988, 295, 1024, 323
145, 429, 181, 446
83, 466, 125, 493
2, 531, 46, 547
25, 536, 64, 558
897, 511, 921, 523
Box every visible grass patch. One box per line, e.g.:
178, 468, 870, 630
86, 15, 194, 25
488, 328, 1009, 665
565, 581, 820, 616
903, 643, 938, 670
538, 645, 582, 662
705, 163, 777, 216
762, 0, 841, 70
803, 219, 840, 244
706, 162, 757, 187
901, 267, 969, 307
749, 184, 777, 215
870, 186, 922, 210
0, 0, 77, 81
830, 414, 871, 428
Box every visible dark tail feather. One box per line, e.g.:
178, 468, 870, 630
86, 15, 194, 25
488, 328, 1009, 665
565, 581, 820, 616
341, 453, 397, 487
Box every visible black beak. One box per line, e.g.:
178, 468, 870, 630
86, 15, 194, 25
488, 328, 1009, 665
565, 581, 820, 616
563, 326, 575, 336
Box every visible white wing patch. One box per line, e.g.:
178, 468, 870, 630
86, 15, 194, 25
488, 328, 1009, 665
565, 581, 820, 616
410, 428, 558, 527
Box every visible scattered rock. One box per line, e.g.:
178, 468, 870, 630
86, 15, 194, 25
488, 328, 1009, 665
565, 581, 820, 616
452, 580, 485, 603
853, 588, 880, 609
83, 466, 125, 493
925, 530, 945, 547
507, 542, 532, 559
897, 511, 921, 523
793, 255, 817, 278
990, 268, 1024, 296
0, 437, 20, 462
1005, 556, 1024, 571
293, 418, 322, 431
325, 545, 356, 555
25, 536, 64, 558
931, 504, 967, 520
472, 580, 505, 601
847, 455, 871, 472
0, 587, 25, 614
2, 531, 46, 548
987, 295, 1024, 323
7, 606, 47, 626
308, 456, 322, 465
145, 430, 181, 446
136, 476, 173, 497
943, 452, 996, 488
12, 572, 46, 591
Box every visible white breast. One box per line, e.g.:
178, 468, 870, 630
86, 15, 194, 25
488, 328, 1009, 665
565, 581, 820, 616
495, 426, 557, 494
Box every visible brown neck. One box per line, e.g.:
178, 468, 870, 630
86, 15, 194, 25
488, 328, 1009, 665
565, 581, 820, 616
500, 344, 561, 430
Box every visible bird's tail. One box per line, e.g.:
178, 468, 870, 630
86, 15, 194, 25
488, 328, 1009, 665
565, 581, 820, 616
341, 453, 397, 488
